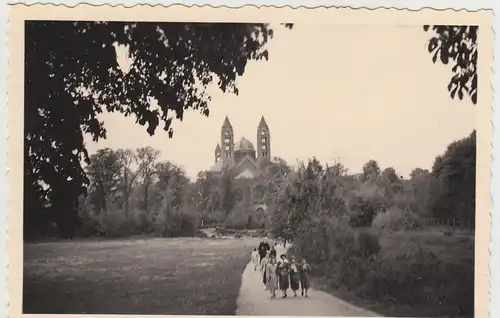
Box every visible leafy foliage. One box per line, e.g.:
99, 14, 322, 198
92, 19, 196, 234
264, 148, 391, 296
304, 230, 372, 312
431, 130, 476, 226
85, 148, 122, 214
269, 131, 475, 317
423, 25, 478, 104
362, 159, 380, 181
24, 21, 292, 237
47, 145, 294, 238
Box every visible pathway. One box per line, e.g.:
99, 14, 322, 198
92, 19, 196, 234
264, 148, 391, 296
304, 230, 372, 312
235, 245, 381, 316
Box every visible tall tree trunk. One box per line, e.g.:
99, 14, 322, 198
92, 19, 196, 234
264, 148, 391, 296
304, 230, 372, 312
124, 188, 130, 217
144, 183, 149, 214
99, 183, 107, 215
163, 189, 171, 237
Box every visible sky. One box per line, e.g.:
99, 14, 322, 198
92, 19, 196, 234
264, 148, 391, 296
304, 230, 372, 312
84, 24, 476, 180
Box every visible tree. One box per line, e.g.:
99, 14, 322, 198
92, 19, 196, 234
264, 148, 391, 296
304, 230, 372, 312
423, 25, 477, 104
431, 130, 476, 226
24, 21, 293, 236
382, 167, 399, 183
153, 161, 190, 236
319, 162, 348, 214
115, 149, 144, 216
135, 147, 161, 214
220, 168, 237, 217
269, 159, 323, 241
410, 168, 429, 179
155, 161, 189, 207
381, 167, 403, 194
406, 168, 442, 217
258, 156, 292, 206
85, 148, 122, 214
362, 160, 381, 181
193, 171, 221, 214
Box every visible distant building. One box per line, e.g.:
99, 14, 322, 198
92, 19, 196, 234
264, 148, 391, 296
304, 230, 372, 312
210, 116, 271, 179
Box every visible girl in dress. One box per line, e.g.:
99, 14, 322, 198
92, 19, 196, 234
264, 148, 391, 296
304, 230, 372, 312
270, 245, 277, 259
266, 256, 278, 298
289, 256, 300, 297
277, 254, 290, 298
251, 248, 259, 271
299, 256, 311, 297
261, 250, 270, 288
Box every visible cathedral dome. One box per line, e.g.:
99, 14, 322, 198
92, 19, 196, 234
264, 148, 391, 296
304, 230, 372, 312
234, 137, 255, 152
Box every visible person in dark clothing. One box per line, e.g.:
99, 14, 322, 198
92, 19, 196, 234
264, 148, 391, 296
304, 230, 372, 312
289, 256, 300, 297
269, 246, 277, 258
258, 239, 271, 264
277, 254, 290, 298
299, 256, 311, 297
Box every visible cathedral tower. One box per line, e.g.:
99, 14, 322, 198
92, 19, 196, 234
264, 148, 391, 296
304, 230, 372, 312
221, 116, 234, 162
214, 143, 221, 163
257, 116, 271, 160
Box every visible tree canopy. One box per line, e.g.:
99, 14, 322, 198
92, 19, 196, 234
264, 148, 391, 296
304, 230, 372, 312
423, 25, 477, 104
24, 21, 292, 237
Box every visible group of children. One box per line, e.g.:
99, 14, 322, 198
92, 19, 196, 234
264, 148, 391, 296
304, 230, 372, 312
251, 241, 311, 299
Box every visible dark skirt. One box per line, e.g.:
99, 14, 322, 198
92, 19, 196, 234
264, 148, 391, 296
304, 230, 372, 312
259, 253, 266, 263
290, 272, 300, 290
300, 273, 310, 289
278, 274, 289, 290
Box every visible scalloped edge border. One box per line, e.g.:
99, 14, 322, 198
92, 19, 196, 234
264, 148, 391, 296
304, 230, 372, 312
6, 2, 496, 11
4, 4, 495, 318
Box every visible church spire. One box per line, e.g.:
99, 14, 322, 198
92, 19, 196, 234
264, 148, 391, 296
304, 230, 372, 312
257, 116, 271, 160
259, 116, 268, 128
223, 116, 233, 129
221, 116, 234, 161
214, 143, 221, 163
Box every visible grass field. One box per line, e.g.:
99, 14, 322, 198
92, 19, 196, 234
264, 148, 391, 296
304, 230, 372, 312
23, 237, 258, 314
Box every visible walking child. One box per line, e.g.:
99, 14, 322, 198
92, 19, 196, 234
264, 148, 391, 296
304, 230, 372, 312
299, 256, 311, 297
251, 248, 259, 271
258, 239, 271, 265
261, 250, 270, 289
277, 254, 290, 298
289, 256, 300, 297
266, 256, 278, 298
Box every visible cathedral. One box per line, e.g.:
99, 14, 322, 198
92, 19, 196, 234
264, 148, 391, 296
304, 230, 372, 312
210, 116, 271, 179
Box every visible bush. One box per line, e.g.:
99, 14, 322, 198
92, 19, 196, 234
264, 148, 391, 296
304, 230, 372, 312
293, 215, 381, 278
195, 230, 208, 238
94, 207, 138, 237
166, 209, 199, 237
224, 202, 261, 229
372, 206, 421, 231
356, 231, 381, 258
348, 196, 381, 228
366, 246, 436, 297
292, 212, 472, 316
321, 241, 473, 317
78, 215, 103, 237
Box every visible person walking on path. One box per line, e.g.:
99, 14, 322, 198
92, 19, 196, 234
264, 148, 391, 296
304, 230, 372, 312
299, 256, 311, 297
265, 256, 278, 298
251, 248, 260, 271
289, 256, 300, 297
270, 244, 277, 259
258, 239, 271, 265
277, 254, 290, 298
260, 250, 271, 288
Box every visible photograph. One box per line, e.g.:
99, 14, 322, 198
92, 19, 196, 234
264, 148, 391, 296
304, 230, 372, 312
7, 4, 493, 318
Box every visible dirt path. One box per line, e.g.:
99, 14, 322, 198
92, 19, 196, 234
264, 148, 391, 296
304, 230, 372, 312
235, 245, 381, 316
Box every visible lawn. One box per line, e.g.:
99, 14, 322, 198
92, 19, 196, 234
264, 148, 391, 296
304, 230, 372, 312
23, 237, 259, 314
